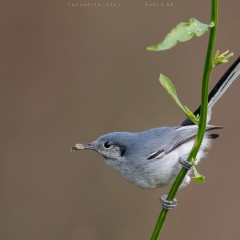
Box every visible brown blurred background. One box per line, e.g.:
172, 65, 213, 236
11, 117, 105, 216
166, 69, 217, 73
1, 0, 240, 239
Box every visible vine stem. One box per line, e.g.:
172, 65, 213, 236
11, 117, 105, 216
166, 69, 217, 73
150, 0, 218, 239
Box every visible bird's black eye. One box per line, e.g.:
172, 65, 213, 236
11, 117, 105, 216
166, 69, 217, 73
103, 141, 112, 149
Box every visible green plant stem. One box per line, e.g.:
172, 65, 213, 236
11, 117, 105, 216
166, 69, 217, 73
150, 0, 218, 239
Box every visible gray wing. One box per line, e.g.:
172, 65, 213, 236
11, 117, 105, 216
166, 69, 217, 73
147, 125, 222, 160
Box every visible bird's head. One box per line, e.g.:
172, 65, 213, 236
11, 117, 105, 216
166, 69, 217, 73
72, 132, 131, 161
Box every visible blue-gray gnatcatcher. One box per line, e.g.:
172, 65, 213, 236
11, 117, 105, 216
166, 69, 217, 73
72, 57, 240, 209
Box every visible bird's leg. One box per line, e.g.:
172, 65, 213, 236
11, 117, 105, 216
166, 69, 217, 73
160, 155, 193, 209
178, 154, 193, 170
160, 194, 177, 210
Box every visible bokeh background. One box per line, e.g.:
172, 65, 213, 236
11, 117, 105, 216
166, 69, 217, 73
1, 0, 240, 239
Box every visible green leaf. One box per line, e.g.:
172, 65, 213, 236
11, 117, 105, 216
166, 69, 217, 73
192, 166, 205, 183
147, 18, 211, 51
184, 106, 199, 124
159, 74, 184, 111
159, 74, 199, 125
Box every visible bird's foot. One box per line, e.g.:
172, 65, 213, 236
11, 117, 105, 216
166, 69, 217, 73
160, 194, 177, 210
178, 156, 193, 170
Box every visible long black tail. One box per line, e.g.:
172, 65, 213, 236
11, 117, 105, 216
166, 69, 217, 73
181, 56, 240, 126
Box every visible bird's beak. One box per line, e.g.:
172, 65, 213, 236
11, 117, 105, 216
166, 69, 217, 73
71, 142, 98, 152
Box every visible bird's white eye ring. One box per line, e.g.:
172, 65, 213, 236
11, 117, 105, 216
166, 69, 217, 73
103, 141, 112, 149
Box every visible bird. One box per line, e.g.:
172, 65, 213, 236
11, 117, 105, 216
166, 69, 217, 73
72, 57, 240, 209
